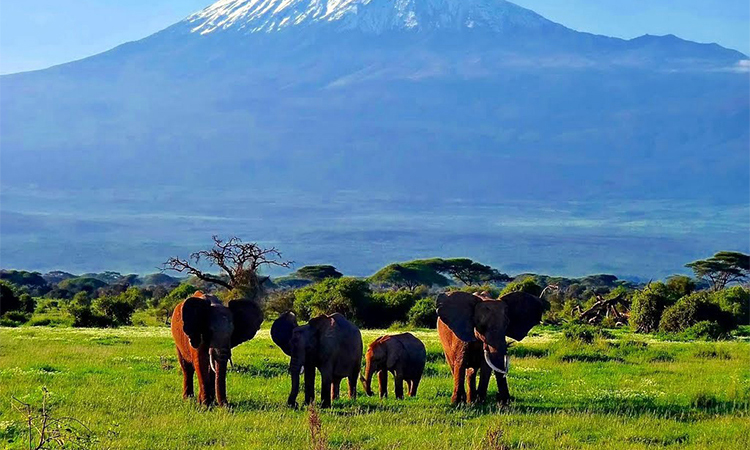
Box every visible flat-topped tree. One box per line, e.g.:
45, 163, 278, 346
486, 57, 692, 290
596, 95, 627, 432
295, 265, 343, 282
433, 258, 511, 286
369, 262, 449, 292
686, 251, 750, 291
163, 236, 292, 299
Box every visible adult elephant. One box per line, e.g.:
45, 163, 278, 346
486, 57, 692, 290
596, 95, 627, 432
437, 291, 543, 405
171, 291, 263, 406
271, 312, 363, 408
361, 333, 426, 399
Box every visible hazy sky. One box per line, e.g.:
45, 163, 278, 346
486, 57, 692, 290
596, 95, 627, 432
1, 0, 748, 74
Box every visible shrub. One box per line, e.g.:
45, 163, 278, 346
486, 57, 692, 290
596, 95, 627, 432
711, 286, 749, 325
659, 292, 735, 334
500, 277, 543, 297
681, 321, 727, 340
366, 290, 419, 328
407, 296, 437, 328
630, 282, 674, 333
294, 278, 373, 323
1, 310, 30, 327
92, 296, 136, 326
562, 323, 611, 344
265, 290, 297, 316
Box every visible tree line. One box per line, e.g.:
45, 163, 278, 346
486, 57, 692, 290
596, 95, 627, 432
1, 237, 747, 340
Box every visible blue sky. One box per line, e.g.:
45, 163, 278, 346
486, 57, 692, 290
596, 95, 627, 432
1, 0, 748, 74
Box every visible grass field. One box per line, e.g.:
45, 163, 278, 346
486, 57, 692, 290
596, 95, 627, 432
1, 325, 748, 449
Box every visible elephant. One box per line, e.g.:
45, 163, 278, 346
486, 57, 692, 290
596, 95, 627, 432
271, 311, 363, 408
361, 333, 427, 399
436, 291, 543, 405
171, 291, 263, 406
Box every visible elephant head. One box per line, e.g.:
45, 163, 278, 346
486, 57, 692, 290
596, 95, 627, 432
271, 312, 337, 407
361, 336, 397, 396
437, 291, 542, 375
181, 293, 263, 404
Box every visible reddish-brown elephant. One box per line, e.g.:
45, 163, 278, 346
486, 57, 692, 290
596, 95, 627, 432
361, 333, 426, 399
437, 291, 542, 405
171, 291, 262, 406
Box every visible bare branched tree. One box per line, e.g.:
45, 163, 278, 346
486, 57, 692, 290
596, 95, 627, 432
163, 236, 292, 298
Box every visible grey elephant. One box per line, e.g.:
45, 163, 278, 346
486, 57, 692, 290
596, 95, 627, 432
361, 332, 427, 399
271, 312, 363, 408
437, 291, 543, 405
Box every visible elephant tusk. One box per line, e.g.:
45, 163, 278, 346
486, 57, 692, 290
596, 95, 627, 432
300, 366, 304, 375
209, 353, 216, 374
484, 350, 508, 375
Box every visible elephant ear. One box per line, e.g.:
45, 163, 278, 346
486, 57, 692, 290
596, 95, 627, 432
182, 296, 212, 349
436, 292, 480, 342
271, 312, 298, 356
499, 291, 544, 341
228, 299, 263, 348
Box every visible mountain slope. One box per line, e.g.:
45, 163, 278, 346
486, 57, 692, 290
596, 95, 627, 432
0, 0, 747, 204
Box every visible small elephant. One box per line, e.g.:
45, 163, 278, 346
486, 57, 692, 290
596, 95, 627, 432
361, 333, 426, 399
271, 312, 363, 408
437, 291, 542, 405
171, 291, 263, 406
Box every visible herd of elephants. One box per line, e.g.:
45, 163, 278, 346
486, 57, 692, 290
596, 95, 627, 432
171, 289, 544, 408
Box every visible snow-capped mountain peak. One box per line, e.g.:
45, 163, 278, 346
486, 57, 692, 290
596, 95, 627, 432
185, 0, 556, 35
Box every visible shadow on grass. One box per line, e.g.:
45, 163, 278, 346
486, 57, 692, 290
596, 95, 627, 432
230, 360, 288, 378
456, 393, 749, 421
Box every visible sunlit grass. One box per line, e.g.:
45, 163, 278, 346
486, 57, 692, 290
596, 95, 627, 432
0, 326, 748, 449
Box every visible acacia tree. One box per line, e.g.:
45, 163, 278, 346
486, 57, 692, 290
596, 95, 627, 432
686, 251, 750, 291
163, 236, 292, 299
434, 258, 511, 286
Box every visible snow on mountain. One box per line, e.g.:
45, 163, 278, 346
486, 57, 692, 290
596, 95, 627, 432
185, 0, 557, 35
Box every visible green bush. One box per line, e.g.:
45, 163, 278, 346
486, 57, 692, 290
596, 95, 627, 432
711, 286, 749, 325
630, 282, 675, 333
681, 321, 727, 340
1, 310, 31, 327
366, 290, 419, 328
407, 296, 437, 328
500, 277, 543, 297
265, 290, 297, 316
294, 277, 373, 323
562, 323, 611, 344
659, 292, 735, 334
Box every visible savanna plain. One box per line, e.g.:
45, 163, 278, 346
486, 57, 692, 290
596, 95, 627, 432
1, 325, 748, 450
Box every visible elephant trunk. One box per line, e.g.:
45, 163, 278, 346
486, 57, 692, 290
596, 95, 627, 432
288, 351, 304, 407
214, 360, 228, 406
361, 359, 375, 396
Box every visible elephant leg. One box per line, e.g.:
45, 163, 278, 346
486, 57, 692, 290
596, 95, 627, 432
452, 365, 467, 405
466, 368, 477, 403
304, 364, 316, 406
347, 372, 358, 400
477, 365, 492, 403
331, 377, 341, 401
495, 372, 510, 405
320, 375, 333, 408
394, 373, 405, 400
409, 378, 421, 397
378, 370, 388, 399
177, 351, 194, 399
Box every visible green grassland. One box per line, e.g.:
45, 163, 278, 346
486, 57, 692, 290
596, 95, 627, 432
1, 326, 748, 450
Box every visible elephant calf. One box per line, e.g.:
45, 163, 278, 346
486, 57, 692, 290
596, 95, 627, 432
271, 312, 363, 408
361, 333, 427, 399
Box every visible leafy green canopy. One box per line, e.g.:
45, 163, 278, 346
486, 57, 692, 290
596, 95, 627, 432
369, 258, 508, 290
686, 251, 749, 291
